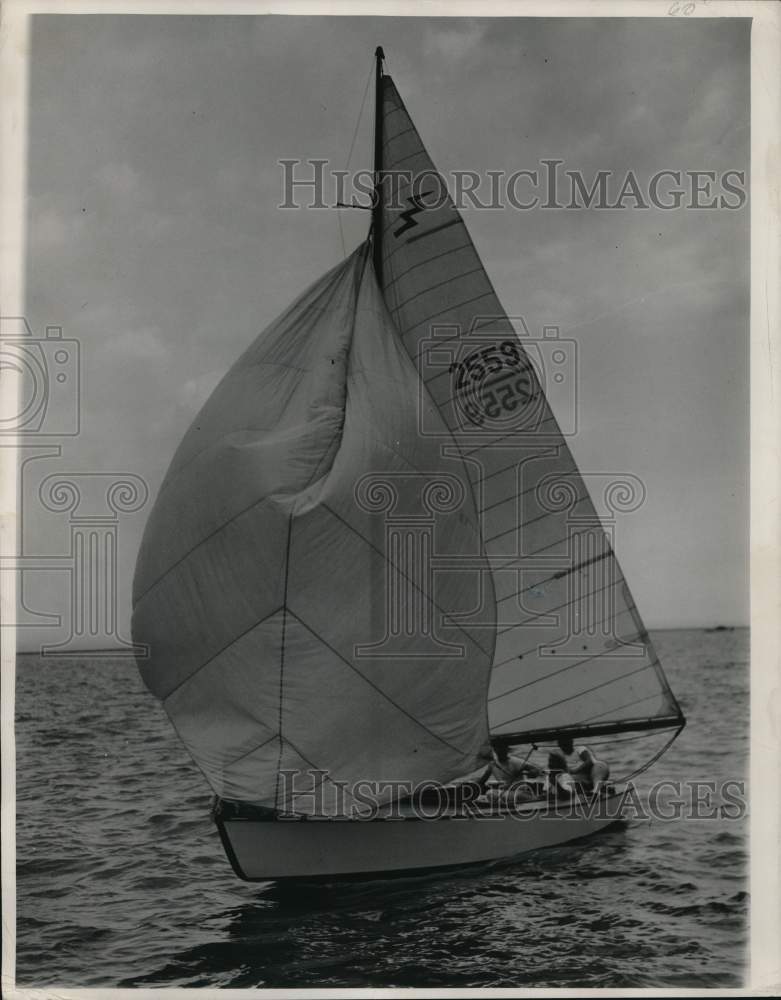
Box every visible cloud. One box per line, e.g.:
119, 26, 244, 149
100, 326, 170, 363
22, 15, 749, 631
27, 190, 79, 252
29, 205, 69, 250
422, 22, 487, 62
95, 161, 141, 201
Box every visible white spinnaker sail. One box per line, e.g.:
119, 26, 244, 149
132, 246, 495, 811
377, 76, 683, 741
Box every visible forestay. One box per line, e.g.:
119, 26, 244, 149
132, 245, 495, 811
376, 75, 683, 742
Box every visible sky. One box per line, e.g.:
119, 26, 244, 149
18, 13, 749, 649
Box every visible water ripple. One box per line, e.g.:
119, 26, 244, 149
15, 629, 748, 987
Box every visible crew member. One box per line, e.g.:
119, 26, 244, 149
487, 744, 544, 804
547, 736, 610, 795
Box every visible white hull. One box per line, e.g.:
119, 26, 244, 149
215, 792, 625, 881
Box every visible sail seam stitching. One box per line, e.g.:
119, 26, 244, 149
147, 264, 355, 503
490, 526, 600, 568
494, 600, 646, 664
482, 488, 592, 546
457, 415, 561, 455
478, 460, 570, 512
133, 493, 272, 607
497, 561, 625, 611
397, 290, 497, 336
391, 265, 486, 313
494, 571, 625, 637
280, 736, 371, 812
319, 500, 493, 660
383, 239, 473, 292
490, 599, 639, 673
493, 602, 638, 670
270, 249, 371, 809
161, 604, 285, 705
285, 609, 469, 756
382, 124, 416, 149
494, 663, 656, 729
489, 631, 646, 703
222, 732, 279, 769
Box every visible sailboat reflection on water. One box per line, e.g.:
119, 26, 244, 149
131, 48, 685, 881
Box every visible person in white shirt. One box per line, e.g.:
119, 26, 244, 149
547, 736, 610, 795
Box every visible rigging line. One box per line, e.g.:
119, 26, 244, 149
565, 727, 680, 749
273, 513, 294, 811
337, 58, 374, 257
616, 726, 684, 783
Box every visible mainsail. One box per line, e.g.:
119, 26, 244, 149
132, 246, 495, 811
374, 68, 683, 744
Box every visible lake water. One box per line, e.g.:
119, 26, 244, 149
14, 627, 748, 988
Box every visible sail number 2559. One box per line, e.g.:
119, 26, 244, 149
450, 339, 537, 426
451, 339, 523, 387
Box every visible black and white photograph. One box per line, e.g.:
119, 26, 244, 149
1, 1, 778, 993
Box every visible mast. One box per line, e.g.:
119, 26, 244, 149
372, 46, 385, 283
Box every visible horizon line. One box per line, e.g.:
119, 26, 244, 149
12, 623, 749, 656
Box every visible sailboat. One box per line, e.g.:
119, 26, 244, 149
131, 49, 685, 881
